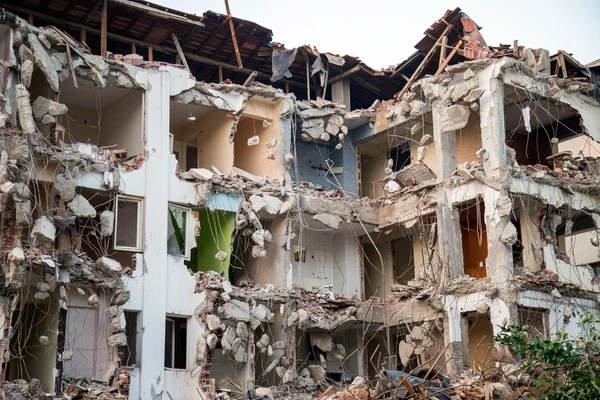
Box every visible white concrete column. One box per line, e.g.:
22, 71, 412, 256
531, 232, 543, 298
431, 100, 457, 181
441, 295, 465, 374
482, 187, 514, 284
478, 64, 507, 175
138, 70, 171, 399
436, 191, 464, 281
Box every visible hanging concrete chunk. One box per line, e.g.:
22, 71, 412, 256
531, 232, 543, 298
68, 195, 97, 218
107, 332, 127, 347
410, 122, 422, 136
313, 213, 342, 229
222, 299, 250, 322
32, 96, 68, 118
500, 221, 518, 245
21, 60, 34, 88
464, 88, 485, 102
96, 257, 123, 273
262, 194, 283, 214
15, 84, 36, 134
54, 174, 77, 202
195, 335, 207, 366
398, 340, 414, 366
325, 122, 340, 135
440, 105, 470, 133
249, 194, 266, 213
100, 210, 115, 237
28, 34, 60, 93
31, 216, 56, 242
310, 332, 333, 352
247, 135, 260, 146
420, 134, 433, 146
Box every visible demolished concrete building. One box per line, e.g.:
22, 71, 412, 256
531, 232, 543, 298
0, 2, 599, 399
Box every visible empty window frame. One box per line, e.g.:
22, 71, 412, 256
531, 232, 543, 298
114, 195, 143, 251
164, 316, 187, 369
517, 307, 549, 340
167, 204, 193, 259
121, 311, 139, 367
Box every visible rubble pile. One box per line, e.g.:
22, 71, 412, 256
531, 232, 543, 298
63, 370, 130, 399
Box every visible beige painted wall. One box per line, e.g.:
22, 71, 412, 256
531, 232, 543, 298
247, 217, 287, 287
360, 151, 387, 199
234, 117, 280, 178
559, 135, 600, 158
102, 90, 144, 155
178, 110, 234, 173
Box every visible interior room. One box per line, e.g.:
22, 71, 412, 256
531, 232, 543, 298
359, 115, 436, 198
464, 312, 494, 369
58, 77, 144, 157
504, 87, 581, 166
290, 218, 363, 298
459, 199, 488, 279
170, 101, 222, 172
362, 223, 431, 299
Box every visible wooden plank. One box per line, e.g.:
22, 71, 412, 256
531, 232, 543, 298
559, 52, 568, 78
131, 42, 136, 54
305, 59, 310, 100
439, 35, 447, 69
513, 39, 519, 58
100, 0, 107, 57
196, 19, 227, 53
243, 71, 257, 87
225, 26, 256, 64
108, 0, 205, 27
148, 46, 153, 62
28, 14, 33, 24
83, 0, 102, 24
396, 24, 452, 100
224, 0, 243, 69
171, 33, 191, 73
80, 28, 86, 45
322, 65, 330, 98
218, 66, 223, 82
328, 65, 361, 85
434, 39, 463, 77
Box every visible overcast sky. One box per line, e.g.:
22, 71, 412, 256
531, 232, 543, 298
155, 0, 600, 69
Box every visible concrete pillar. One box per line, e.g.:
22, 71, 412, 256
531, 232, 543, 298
482, 187, 514, 284
442, 296, 464, 375
139, 70, 171, 399
431, 100, 457, 181
332, 78, 351, 110
436, 193, 464, 282
478, 65, 507, 175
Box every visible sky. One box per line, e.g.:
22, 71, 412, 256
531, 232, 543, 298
154, 0, 600, 70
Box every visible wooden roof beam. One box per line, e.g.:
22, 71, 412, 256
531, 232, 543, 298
83, 0, 103, 24
108, 0, 204, 27
195, 19, 227, 53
